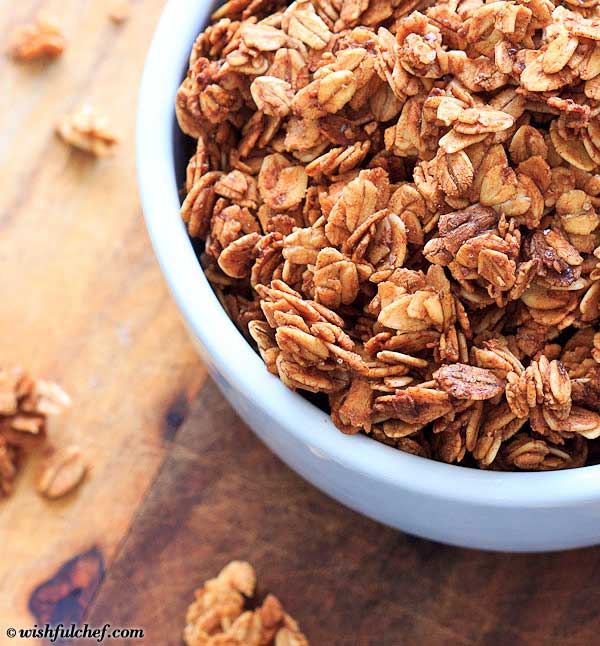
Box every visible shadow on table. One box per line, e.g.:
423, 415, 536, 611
81, 378, 600, 646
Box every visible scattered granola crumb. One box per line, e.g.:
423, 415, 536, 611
108, 0, 132, 25
56, 105, 118, 157
184, 561, 309, 646
0, 366, 70, 497
37, 445, 87, 499
177, 0, 600, 471
7, 12, 66, 62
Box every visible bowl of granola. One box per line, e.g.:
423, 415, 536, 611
138, 0, 600, 551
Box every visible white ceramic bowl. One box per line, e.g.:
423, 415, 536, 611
137, 0, 600, 552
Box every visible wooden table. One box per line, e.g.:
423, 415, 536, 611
1, 2, 599, 645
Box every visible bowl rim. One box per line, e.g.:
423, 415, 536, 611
137, 0, 600, 509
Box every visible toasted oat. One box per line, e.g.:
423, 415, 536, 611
56, 105, 118, 157
7, 12, 66, 62
177, 0, 600, 470
183, 562, 308, 646
0, 367, 70, 497
37, 445, 87, 499
108, 0, 132, 24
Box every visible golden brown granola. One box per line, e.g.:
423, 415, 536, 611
177, 0, 600, 470
37, 445, 88, 499
184, 561, 309, 646
0, 366, 70, 496
56, 105, 119, 157
7, 12, 66, 62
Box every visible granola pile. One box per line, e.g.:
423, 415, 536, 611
184, 561, 309, 645
0, 367, 71, 496
176, 0, 600, 470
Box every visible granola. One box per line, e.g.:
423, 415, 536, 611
7, 13, 66, 62
183, 561, 309, 646
177, 0, 600, 470
37, 445, 88, 499
0, 367, 70, 496
56, 105, 119, 157
109, 0, 132, 24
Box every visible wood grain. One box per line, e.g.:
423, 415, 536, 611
86, 379, 600, 646
0, 0, 206, 639
2, 2, 600, 646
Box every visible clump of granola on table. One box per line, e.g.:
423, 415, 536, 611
0, 366, 72, 497
183, 561, 308, 645
176, 0, 600, 471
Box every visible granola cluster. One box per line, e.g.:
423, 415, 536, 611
7, 12, 66, 62
177, 0, 600, 470
0, 367, 71, 496
56, 104, 119, 157
184, 561, 308, 646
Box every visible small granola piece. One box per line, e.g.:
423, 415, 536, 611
0, 438, 19, 497
248, 321, 280, 375
276, 626, 310, 646
37, 445, 87, 499
23, 379, 72, 416
56, 105, 118, 157
453, 108, 514, 135
0, 366, 26, 415
251, 77, 294, 117
284, 2, 331, 50
0, 366, 71, 497
218, 232, 261, 279
520, 56, 575, 92
182, 172, 223, 239
214, 171, 258, 209
108, 0, 132, 24
550, 121, 596, 171
434, 364, 505, 400
291, 71, 357, 119
525, 229, 582, 287
258, 154, 308, 211
332, 376, 373, 431
7, 13, 66, 61
374, 386, 452, 426
240, 23, 287, 51
501, 434, 587, 470
556, 190, 599, 236
217, 561, 257, 597
313, 248, 359, 308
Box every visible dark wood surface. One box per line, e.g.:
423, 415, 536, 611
2, 2, 600, 645
84, 380, 599, 646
